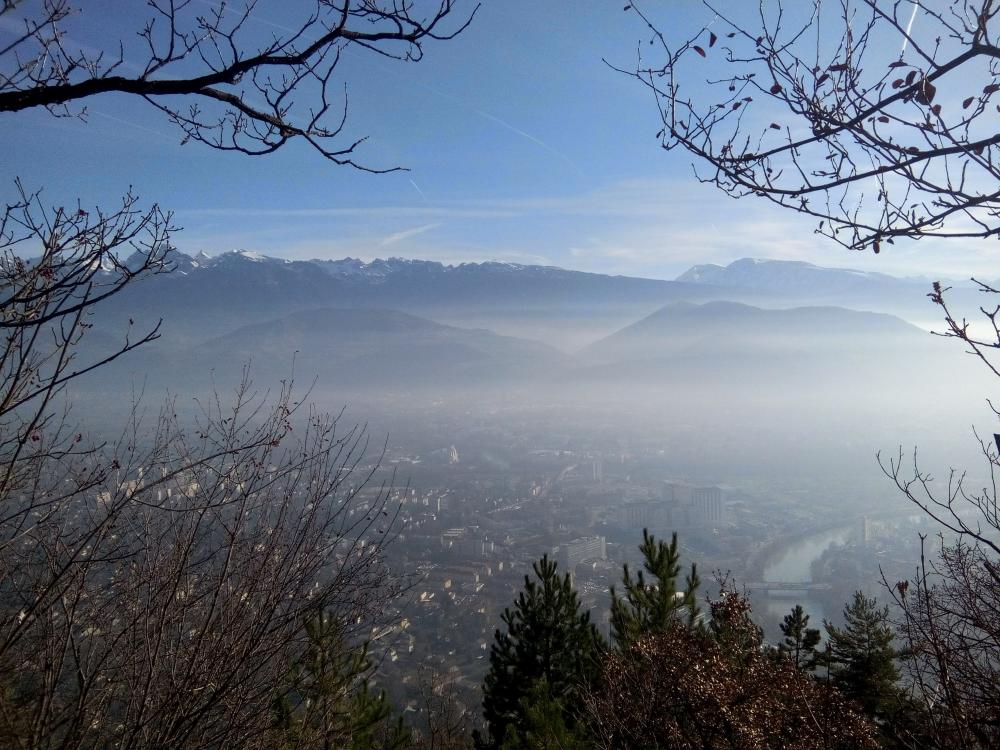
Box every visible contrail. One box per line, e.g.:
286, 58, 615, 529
409, 179, 429, 203
901, 3, 919, 54
379, 222, 442, 247
92, 110, 177, 143
471, 107, 585, 177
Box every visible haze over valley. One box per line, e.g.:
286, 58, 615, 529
85, 250, 989, 489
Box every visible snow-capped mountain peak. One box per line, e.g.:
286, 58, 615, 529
676, 257, 898, 291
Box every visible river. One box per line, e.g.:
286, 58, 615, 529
756, 525, 855, 638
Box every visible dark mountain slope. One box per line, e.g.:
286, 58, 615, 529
95, 251, 757, 350
97, 307, 572, 397
583, 301, 922, 363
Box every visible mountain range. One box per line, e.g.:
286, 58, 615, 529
677, 257, 916, 293
103, 250, 740, 350
99, 250, 963, 351
78, 250, 980, 410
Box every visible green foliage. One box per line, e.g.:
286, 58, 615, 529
824, 591, 902, 721
273, 611, 410, 750
498, 679, 590, 750
610, 529, 700, 647
779, 604, 821, 670
477, 555, 604, 750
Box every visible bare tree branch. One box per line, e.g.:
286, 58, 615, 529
621, 0, 1000, 252
0, 0, 478, 171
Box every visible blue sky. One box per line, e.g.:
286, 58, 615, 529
1, 0, 990, 280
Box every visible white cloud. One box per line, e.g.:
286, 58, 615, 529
379, 223, 442, 247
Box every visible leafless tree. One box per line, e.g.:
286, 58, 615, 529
881, 534, 1000, 748
410, 669, 476, 750
0, 0, 476, 170
0, 182, 172, 507
0, 189, 407, 748
0, 1, 477, 746
620, 0, 1000, 252
877, 280, 1000, 749
584, 589, 879, 750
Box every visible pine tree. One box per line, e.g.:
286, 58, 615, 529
610, 529, 700, 648
825, 591, 902, 720
273, 612, 409, 750
498, 679, 590, 750
477, 555, 604, 750
779, 604, 821, 670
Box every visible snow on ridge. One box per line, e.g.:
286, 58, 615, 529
147, 250, 573, 280
197, 249, 293, 266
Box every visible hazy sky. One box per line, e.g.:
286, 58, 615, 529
2, 0, 993, 280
